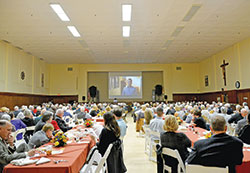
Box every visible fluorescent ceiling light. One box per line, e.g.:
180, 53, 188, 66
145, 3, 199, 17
123, 26, 130, 37
50, 4, 70, 21
67, 26, 81, 37
164, 40, 174, 47
183, 5, 201, 21
171, 26, 184, 37
122, 4, 132, 21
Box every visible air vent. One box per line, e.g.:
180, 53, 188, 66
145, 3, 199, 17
67, 67, 73, 71
176, 67, 182, 71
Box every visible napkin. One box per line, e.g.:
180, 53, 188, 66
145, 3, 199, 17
36, 157, 51, 165
11, 158, 38, 166
243, 143, 250, 148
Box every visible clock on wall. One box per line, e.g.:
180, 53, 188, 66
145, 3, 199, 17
20, 71, 25, 80
235, 81, 240, 89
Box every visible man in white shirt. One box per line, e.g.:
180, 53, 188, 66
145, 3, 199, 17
149, 107, 164, 140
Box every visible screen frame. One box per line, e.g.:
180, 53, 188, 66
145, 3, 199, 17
108, 71, 143, 99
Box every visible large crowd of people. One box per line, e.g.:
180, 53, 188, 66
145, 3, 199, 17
0, 100, 249, 172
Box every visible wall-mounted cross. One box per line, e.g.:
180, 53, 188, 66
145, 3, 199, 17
220, 60, 229, 86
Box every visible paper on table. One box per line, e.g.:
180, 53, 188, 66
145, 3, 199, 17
52, 150, 64, 155
198, 136, 206, 140
36, 157, 51, 165
11, 158, 38, 166
77, 141, 90, 144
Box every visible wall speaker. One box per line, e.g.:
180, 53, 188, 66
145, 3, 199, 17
164, 95, 168, 100
89, 86, 97, 98
82, 96, 86, 101
155, 85, 163, 96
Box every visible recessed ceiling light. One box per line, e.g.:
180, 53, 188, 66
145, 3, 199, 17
183, 4, 201, 21
123, 26, 130, 37
50, 4, 70, 21
122, 4, 132, 21
67, 26, 81, 37
171, 26, 184, 37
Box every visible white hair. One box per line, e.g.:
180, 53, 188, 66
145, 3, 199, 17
56, 109, 64, 115
1, 114, 11, 121
14, 106, 19, 111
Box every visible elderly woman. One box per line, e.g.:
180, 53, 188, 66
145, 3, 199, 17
157, 115, 191, 173
28, 123, 54, 149
10, 112, 27, 140
135, 105, 146, 134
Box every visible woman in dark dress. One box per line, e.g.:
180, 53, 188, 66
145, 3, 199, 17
157, 115, 191, 173
96, 112, 126, 173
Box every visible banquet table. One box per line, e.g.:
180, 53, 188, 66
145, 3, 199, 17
182, 127, 250, 173
3, 130, 96, 173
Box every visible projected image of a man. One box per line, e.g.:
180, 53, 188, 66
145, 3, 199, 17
122, 78, 138, 96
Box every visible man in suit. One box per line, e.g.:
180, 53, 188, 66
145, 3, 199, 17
0, 120, 35, 172
235, 108, 249, 135
55, 109, 72, 132
186, 115, 243, 173
28, 123, 54, 149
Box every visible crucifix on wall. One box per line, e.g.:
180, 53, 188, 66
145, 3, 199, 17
220, 60, 229, 86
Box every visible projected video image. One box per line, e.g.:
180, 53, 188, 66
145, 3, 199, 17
109, 72, 142, 99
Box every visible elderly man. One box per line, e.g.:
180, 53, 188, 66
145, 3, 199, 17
235, 108, 249, 135
28, 123, 54, 149
186, 115, 243, 173
55, 109, 72, 132
0, 120, 35, 172
149, 107, 165, 140
34, 111, 53, 133
228, 105, 243, 124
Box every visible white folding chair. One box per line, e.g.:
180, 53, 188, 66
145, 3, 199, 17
161, 147, 186, 173
13, 128, 26, 148
149, 130, 160, 162
143, 125, 151, 155
227, 123, 237, 136
24, 126, 35, 143
80, 144, 113, 173
186, 164, 228, 173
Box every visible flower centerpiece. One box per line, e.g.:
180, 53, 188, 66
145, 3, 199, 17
51, 131, 69, 147
205, 132, 212, 139
176, 117, 183, 125
84, 119, 93, 128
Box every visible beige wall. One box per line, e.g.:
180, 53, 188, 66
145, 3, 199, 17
199, 37, 250, 93
87, 71, 163, 102
0, 41, 49, 95
2, 36, 250, 102
48, 63, 200, 102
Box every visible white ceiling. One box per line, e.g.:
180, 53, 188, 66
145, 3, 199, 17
0, 0, 250, 64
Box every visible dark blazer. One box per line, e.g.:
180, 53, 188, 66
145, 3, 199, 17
55, 116, 72, 132
34, 120, 45, 133
228, 112, 243, 124
186, 133, 243, 173
97, 128, 119, 156
157, 132, 191, 173
22, 117, 35, 127
194, 117, 207, 130
238, 124, 250, 144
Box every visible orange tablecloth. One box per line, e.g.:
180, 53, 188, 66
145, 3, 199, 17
183, 127, 250, 173
3, 137, 95, 173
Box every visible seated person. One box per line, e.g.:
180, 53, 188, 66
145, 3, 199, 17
192, 109, 207, 130
55, 109, 72, 132
34, 111, 53, 133
22, 109, 35, 127
186, 115, 243, 173
157, 115, 191, 173
149, 107, 165, 140
235, 109, 248, 135
10, 112, 27, 140
0, 120, 35, 172
28, 123, 54, 149
238, 113, 250, 144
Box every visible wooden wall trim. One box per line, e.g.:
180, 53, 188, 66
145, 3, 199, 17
0, 92, 78, 109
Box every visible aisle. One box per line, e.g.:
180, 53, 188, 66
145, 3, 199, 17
123, 116, 156, 173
